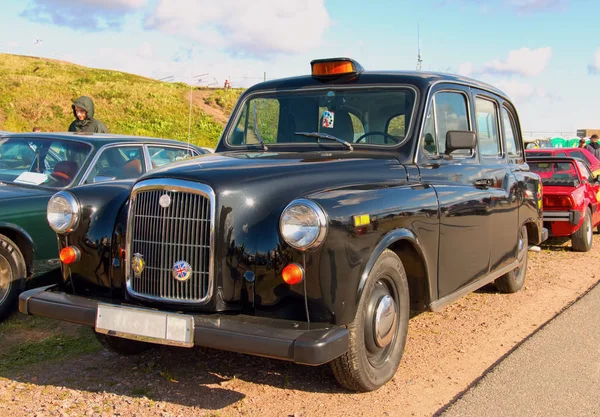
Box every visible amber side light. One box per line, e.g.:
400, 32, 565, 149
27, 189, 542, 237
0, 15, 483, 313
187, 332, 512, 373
312, 61, 355, 77
282, 263, 304, 285
60, 246, 80, 264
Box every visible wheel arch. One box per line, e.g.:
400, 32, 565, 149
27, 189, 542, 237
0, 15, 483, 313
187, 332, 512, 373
0, 223, 35, 280
358, 229, 433, 313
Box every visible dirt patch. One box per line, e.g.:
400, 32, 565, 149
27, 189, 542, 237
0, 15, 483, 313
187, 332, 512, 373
186, 90, 230, 125
1, 236, 598, 417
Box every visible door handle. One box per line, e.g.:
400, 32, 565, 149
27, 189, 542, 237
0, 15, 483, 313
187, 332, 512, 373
474, 179, 493, 188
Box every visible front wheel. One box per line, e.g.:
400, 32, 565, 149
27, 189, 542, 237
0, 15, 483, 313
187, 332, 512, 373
0, 234, 26, 322
330, 249, 410, 392
572, 208, 593, 252
495, 225, 528, 294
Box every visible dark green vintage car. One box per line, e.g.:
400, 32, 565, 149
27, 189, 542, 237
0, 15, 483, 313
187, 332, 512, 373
0, 131, 207, 320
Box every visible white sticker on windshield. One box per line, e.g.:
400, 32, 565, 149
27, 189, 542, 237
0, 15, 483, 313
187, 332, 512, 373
14, 172, 49, 185
322, 110, 335, 129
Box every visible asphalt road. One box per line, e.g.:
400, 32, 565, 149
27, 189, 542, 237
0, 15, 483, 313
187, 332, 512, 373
438, 282, 600, 417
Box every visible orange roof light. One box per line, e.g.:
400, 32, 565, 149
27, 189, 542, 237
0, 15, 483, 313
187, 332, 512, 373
282, 263, 305, 285
60, 246, 81, 265
311, 58, 364, 79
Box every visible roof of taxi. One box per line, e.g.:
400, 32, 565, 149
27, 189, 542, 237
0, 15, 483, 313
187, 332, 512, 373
0, 131, 198, 147
245, 71, 510, 101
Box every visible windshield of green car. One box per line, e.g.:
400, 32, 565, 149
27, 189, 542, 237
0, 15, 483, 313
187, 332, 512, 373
226, 87, 416, 147
0, 137, 91, 188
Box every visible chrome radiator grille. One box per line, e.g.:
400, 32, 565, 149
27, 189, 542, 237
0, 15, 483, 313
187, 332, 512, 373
126, 180, 214, 304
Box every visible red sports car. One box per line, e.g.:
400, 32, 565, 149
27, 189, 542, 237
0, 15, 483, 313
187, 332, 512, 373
527, 156, 600, 251
526, 147, 600, 177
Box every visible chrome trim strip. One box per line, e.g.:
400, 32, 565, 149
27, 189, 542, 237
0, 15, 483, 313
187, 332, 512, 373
126, 178, 216, 305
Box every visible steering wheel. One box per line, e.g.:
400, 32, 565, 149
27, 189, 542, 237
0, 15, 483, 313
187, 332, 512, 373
354, 131, 400, 144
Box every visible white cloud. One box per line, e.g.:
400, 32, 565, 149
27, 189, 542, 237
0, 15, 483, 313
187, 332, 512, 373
136, 42, 154, 59
144, 0, 331, 57
494, 80, 555, 102
482, 47, 552, 77
21, 0, 147, 31
587, 48, 600, 74
457, 62, 474, 77
506, 0, 567, 13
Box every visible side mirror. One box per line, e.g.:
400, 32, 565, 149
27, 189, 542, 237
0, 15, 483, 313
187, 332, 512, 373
445, 131, 477, 155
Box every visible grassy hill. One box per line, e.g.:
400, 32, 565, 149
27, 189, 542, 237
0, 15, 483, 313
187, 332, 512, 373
0, 54, 243, 148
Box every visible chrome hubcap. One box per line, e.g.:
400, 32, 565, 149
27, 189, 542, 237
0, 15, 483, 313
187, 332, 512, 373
374, 295, 397, 348
0, 255, 12, 306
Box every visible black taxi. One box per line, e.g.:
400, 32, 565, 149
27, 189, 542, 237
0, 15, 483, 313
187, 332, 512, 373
20, 58, 546, 392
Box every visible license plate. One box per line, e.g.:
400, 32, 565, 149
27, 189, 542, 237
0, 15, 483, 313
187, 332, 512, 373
95, 303, 194, 347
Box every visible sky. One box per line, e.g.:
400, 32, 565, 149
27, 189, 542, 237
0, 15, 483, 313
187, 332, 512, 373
0, 0, 599, 136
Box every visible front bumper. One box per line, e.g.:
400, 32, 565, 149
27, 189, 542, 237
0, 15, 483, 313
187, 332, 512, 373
19, 286, 349, 366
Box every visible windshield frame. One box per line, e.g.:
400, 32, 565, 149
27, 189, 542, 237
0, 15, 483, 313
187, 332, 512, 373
0, 135, 94, 190
222, 84, 420, 151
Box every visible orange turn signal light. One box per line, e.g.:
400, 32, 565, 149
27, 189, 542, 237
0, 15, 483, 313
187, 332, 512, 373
282, 263, 304, 285
60, 246, 81, 264
311, 58, 364, 78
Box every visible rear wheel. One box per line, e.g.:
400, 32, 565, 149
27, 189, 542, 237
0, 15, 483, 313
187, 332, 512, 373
572, 208, 593, 252
330, 249, 409, 392
0, 234, 26, 322
94, 332, 154, 355
495, 225, 528, 294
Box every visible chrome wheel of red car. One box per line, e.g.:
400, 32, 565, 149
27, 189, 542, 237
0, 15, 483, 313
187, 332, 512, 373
572, 208, 593, 252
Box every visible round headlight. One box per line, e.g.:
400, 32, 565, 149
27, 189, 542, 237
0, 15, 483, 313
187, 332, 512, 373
47, 191, 80, 234
280, 199, 327, 251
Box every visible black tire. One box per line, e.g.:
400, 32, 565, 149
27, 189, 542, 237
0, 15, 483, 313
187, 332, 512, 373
572, 208, 593, 252
94, 332, 154, 355
0, 234, 26, 322
495, 225, 528, 294
330, 249, 410, 392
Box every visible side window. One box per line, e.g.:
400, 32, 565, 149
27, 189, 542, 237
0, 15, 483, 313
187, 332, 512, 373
501, 107, 521, 157
475, 97, 501, 156
148, 146, 195, 169
85, 146, 145, 183
387, 114, 406, 140
576, 160, 594, 182
421, 104, 436, 155
434, 92, 470, 155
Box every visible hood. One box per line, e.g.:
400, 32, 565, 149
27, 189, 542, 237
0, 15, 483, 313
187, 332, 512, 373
72, 96, 95, 120
141, 151, 408, 195
0, 183, 53, 200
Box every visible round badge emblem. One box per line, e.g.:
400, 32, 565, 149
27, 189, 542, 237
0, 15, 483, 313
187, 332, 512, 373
159, 194, 171, 208
132, 253, 145, 276
173, 260, 192, 282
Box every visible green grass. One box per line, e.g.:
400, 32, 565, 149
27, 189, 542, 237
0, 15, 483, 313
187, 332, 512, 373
0, 326, 100, 373
203, 88, 243, 114
0, 54, 243, 148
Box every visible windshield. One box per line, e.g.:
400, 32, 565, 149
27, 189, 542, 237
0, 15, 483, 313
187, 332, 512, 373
226, 88, 416, 147
529, 161, 580, 186
0, 137, 91, 188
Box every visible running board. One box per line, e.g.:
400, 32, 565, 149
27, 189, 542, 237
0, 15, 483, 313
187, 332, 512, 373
428, 260, 519, 312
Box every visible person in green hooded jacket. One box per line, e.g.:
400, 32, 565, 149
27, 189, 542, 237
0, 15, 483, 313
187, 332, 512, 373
68, 96, 109, 133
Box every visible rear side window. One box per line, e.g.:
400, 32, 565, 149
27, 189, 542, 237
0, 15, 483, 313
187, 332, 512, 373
476, 97, 501, 156
501, 107, 521, 157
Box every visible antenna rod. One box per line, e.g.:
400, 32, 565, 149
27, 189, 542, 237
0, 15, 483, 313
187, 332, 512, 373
417, 24, 423, 71
188, 44, 194, 148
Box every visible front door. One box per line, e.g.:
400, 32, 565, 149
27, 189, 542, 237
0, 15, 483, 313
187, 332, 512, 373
416, 86, 493, 299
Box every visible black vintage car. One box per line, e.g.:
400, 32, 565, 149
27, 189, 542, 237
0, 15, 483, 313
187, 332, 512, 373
20, 58, 546, 392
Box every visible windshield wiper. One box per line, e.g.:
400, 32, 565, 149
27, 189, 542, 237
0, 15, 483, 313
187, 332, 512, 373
252, 103, 268, 151
294, 132, 354, 151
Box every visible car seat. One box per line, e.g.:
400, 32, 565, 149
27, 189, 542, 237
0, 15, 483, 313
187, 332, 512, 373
122, 159, 142, 178
51, 161, 78, 183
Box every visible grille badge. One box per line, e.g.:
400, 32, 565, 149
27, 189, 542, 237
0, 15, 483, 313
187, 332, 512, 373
132, 253, 145, 276
159, 194, 171, 208
173, 260, 193, 282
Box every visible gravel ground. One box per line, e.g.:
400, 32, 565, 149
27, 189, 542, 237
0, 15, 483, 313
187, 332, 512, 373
0, 236, 598, 417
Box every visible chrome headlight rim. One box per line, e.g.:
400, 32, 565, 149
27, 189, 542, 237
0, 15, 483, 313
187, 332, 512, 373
279, 198, 328, 251
47, 191, 80, 234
